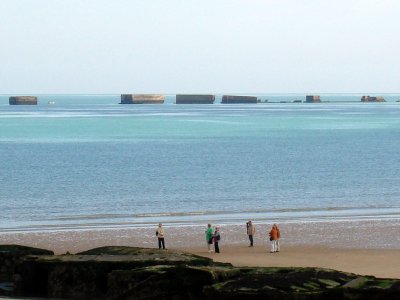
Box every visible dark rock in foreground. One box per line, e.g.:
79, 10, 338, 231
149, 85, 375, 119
0, 245, 399, 299
0, 245, 53, 297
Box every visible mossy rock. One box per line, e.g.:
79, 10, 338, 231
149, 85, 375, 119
0, 245, 53, 255
343, 277, 370, 289
2, 246, 399, 300
77, 246, 157, 256
76, 246, 218, 267
108, 265, 222, 300
16, 247, 228, 299
0, 245, 53, 283
204, 267, 359, 299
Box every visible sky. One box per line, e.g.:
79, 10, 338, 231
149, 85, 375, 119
0, 0, 399, 94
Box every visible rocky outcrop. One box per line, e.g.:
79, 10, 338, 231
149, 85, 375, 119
0, 245, 53, 281
0, 245, 53, 297
306, 95, 321, 103
361, 96, 386, 102
120, 94, 165, 104
1, 245, 399, 299
221, 95, 258, 104
9, 96, 38, 105
176, 94, 215, 104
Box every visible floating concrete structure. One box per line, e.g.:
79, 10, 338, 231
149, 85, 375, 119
361, 96, 385, 102
120, 94, 165, 104
221, 95, 258, 104
306, 95, 321, 103
9, 96, 38, 105
176, 94, 215, 104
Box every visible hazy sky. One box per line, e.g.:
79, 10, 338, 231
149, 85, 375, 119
1, 0, 399, 94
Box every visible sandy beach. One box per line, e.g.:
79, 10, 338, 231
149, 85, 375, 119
1, 220, 399, 279
186, 245, 400, 279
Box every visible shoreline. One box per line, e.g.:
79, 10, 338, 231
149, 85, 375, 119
1, 219, 399, 253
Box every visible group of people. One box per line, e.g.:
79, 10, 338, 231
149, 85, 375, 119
155, 221, 280, 253
205, 223, 221, 253
246, 220, 281, 253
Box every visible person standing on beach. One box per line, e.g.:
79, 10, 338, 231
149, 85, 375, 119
205, 224, 214, 253
213, 226, 221, 253
246, 220, 256, 247
269, 224, 280, 253
275, 224, 281, 252
156, 223, 166, 249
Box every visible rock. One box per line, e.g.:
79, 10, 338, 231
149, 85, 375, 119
0, 245, 53, 297
1, 245, 399, 299
0, 245, 53, 281
107, 265, 238, 300
17, 246, 220, 299
205, 267, 400, 299
77, 246, 215, 266
0, 245, 53, 256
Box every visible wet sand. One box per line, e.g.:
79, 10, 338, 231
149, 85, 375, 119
1, 220, 399, 278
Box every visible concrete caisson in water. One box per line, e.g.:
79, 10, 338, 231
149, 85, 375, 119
176, 94, 215, 104
9, 96, 38, 105
305, 95, 321, 103
120, 94, 165, 104
361, 96, 385, 102
221, 95, 258, 104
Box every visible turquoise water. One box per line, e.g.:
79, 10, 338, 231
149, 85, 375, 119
1, 95, 400, 232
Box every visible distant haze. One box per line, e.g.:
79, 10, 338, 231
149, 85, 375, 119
0, 0, 399, 94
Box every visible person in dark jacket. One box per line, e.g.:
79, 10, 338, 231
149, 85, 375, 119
246, 220, 256, 247
213, 227, 221, 253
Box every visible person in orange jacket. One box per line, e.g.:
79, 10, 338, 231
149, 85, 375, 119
269, 224, 280, 253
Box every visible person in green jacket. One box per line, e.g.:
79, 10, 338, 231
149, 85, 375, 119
205, 223, 214, 253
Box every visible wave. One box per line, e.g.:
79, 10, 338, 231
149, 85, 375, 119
36, 206, 400, 221
2, 206, 399, 233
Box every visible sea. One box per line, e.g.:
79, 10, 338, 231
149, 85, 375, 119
1, 94, 400, 233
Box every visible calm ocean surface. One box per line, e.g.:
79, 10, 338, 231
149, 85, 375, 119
1, 94, 400, 232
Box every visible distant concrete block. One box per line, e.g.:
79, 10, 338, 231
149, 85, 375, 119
9, 96, 38, 105
120, 94, 165, 104
306, 95, 321, 103
361, 96, 385, 102
176, 94, 215, 104
221, 95, 258, 104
